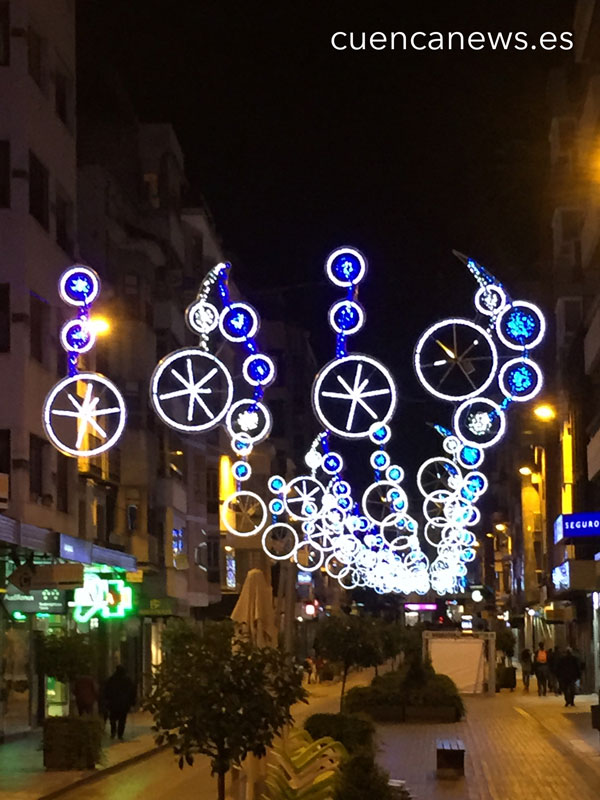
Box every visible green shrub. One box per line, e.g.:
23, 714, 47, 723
43, 716, 104, 770
343, 665, 464, 721
304, 713, 375, 756
335, 753, 394, 800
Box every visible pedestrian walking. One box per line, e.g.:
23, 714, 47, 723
520, 648, 533, 692
534, 642, 549, 696
547, 648, 559, 695
556, 647, 581, 707
103, 665, 136, 741
73, 674, 98, 715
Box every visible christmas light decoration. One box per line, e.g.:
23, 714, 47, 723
43, 265, 126, 457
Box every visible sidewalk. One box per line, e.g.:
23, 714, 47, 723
0, 669, 373, 800
377, 690, 600, 800
0, 712, 160, 800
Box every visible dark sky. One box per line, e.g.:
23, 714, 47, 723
78, 0, 575, 473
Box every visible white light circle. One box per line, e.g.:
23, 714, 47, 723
43, 373, 126, 457
417, 457, 462, 496
294, 541, 324, 572
150, 348, 234, 433
498, 357, 543, 403
59, 265, 100, 307
231, 432, 254, 456
453, 398, 507, 449
225, 399, 272, 443
325, 247, 367, 287
474, 285, 507, 316
219, 302, 259, 342
328, 300, 366, 335
285, 476, 326, 520
60, 319, 96, 354
414, 318, 498, 402
495, 301, 546, 351
185, 300, 219, 335
362, 481, 407, 525
261, 523, 298, 560
312, 354, 397, 439
221, 491, 267, 537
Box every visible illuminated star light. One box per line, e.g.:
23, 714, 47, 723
51, 381, 121, 449
158, 358, 218, 422
323, 362, 390, 431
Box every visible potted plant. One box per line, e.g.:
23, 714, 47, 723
39, 631, 104, 770
495, 627, 516, 691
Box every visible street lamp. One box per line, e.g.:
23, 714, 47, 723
89, 316, 111, 335
495, 523, 507, 532
519, 466, 533, 476
533, 404, 556, 422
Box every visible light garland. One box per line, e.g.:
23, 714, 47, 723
43, 265, 126, 458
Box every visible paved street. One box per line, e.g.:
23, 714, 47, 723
2, 675, 599, 800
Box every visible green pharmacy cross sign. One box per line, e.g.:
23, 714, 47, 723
69, 573, 133, 623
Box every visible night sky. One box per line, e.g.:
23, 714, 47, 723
78, 0, 575, 475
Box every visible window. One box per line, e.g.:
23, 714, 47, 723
56, 453, 69, 513
29, 434, 44, 497
0, 284, 8, 352
207, 468, 218, 514
55, 191, 73, 255
29, 152, 49, 229
0, 140, 9, 207
172, 527, 184, 556
28, 27, 43, 88
30, 294, 45, 362
0, 2, 9, 66
55, 68, 72, 127
0, 429, 9, 474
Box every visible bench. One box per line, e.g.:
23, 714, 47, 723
436, 738, 465, 778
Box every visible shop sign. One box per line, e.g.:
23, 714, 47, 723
69, 573, 133, 622
8, 563, 83, 592
3, 585, 66, 614
554, 512, 600, 543
138, 597, 177, 616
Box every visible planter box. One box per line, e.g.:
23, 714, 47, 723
43, 716, 104, 770
370, 705, 405, 723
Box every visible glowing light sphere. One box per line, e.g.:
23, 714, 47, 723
150, 348, 234, 433
369, 423, 391, 444
328, 300, 365, 335
498, 357, 543, 402
242, 354, 276, 387
453, 397, 506, 449
414, 318, 498, 402
219, 302, 259, 342
268, 475, 286, 493
312, 354, 397, 439
60, 319, 96, 354
474, 284, 507, 316
325, 247, 367, 287
456, 445, 484, 469
185, 300, 219, 335
496, 301, 545, 351
59, 265, 100, 307
221, 491, 267, 537
385, 464, 404, 483
226, 399, 272, 443
43, 373, 126, 457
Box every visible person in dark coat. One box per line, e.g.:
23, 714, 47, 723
103, 665, 136, 740
556, 647, 581, 707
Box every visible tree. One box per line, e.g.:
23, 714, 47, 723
39, 630, 95, 685
144, 619, 307, 800
314, 615, 381, 711
495, 627, 515, 665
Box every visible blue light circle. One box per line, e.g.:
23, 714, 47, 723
368, 423, 391, 445
496, 301, 545, 351
269, 498, 284, 515
242, 354, 276, 387
233, 461, 251, 481
220, 303, 259, 342
325, 247, 367, 287
385, 465, 404, 483
333, 481, 350, 496
59, 265, 100, 307
328, 300, 365, 335
370, 450, 390, 470
498, 358, 543, 402
60, 319, 95, 354
323, 452, 343, 475
268, 475, 285, 493
457, 445, 483, 468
